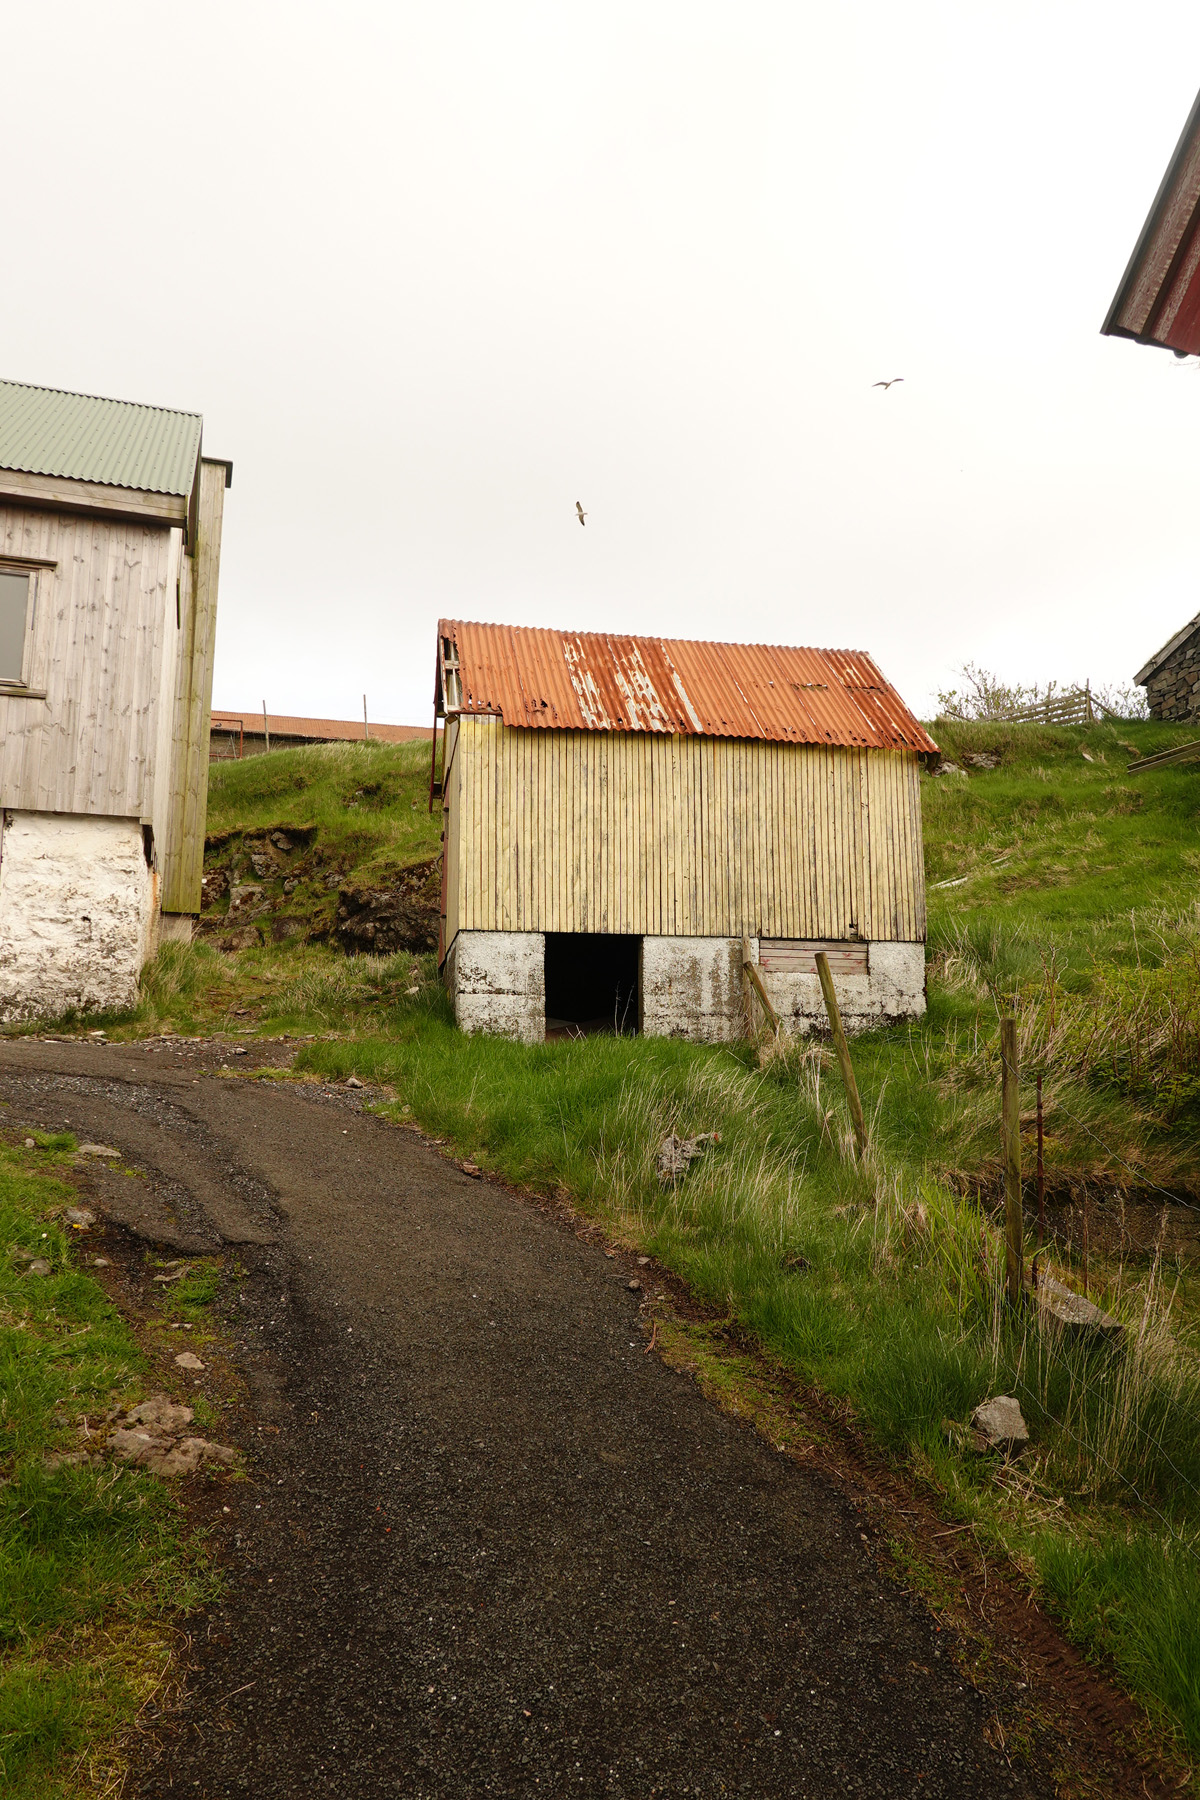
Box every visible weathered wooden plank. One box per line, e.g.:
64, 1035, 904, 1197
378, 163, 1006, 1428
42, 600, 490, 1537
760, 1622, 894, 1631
160, 461, 227, 914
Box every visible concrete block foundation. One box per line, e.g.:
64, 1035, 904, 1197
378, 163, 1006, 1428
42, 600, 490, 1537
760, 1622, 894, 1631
0, 811, 156, 1022
446, 930, 546, 1044
445, 930, 926, 1043
756, 940, 926, 1035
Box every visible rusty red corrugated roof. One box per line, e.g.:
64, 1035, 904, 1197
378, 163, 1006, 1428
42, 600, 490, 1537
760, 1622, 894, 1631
437, 620, 937, 753
211, 711, 434, 745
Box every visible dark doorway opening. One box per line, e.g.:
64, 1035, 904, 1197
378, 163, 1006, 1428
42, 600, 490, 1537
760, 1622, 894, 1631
544, 933, 640, 1037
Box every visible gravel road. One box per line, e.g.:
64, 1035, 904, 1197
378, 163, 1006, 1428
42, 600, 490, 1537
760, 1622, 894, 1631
0, 1039, 1051, 1799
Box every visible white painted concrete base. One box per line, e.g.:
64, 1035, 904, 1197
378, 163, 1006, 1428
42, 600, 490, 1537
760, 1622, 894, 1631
445, 929, 925, 1043
756, 939, 926, 1035
0, 811, 155, 1022
640, 936, 744, 1042
446, 929, 546, 1043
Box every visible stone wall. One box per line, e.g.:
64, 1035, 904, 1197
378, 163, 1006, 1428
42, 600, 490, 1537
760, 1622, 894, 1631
0, 811, 155, 1022
445, 930, 926, 1044
1143, 628, 1200, 721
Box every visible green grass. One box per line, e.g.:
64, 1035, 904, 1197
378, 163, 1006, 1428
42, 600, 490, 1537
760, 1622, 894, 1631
0, 1139, 216, 1796
106, 712, 1200, 1771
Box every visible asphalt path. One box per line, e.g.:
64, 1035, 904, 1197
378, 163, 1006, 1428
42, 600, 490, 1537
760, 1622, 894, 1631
0, 1040, 1050, 1799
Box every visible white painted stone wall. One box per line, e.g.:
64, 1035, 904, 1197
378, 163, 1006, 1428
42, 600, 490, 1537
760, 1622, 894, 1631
446, 929, 546, 1043
639, 936, 745, 1042
757, 939, 926, 1035
0, 811, 155, 1022
445, 928, 925, 1044
640, 936, 925, 1039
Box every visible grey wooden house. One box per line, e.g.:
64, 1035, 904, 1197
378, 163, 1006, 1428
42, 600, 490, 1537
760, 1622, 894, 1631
0, 378, 230, 1019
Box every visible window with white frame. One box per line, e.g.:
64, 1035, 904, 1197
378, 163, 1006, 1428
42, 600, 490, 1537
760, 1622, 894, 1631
0, 569, 33, 685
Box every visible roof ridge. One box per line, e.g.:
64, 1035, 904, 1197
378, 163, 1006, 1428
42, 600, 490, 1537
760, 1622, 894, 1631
0, 375, 201, 421
439, 617, 871, 660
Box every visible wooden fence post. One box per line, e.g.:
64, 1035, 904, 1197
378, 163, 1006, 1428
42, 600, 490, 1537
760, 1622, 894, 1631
741, 938, 781, 1034
814, 951, 867, 1159
1001, 1016, 1023, 1305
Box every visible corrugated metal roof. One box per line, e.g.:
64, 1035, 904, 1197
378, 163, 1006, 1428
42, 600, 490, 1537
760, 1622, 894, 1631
0, 378, 202, 495
211, 711, 434, 745
438, 620, 937, 753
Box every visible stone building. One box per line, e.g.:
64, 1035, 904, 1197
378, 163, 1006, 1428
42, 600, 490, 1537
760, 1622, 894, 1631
431, 620, 937, 1043
0, 378, 229, 1019
1136, 614, 1200, 721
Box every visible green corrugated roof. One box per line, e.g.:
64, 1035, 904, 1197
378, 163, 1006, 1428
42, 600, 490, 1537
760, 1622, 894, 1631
0, 378, 202, 496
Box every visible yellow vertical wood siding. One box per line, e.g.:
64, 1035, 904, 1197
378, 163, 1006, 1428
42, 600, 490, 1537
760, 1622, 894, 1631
447, 716, 926, 942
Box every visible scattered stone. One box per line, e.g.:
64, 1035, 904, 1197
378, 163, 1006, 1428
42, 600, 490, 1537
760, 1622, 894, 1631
92, 1256, 110, 1267
405, 986, 420, 997
174, 1351, 206, 1371
65, 1207, 96, 1228
1080, 749, 1095, 763
88, 1030, 107, 1040
1037, 1274, 1123, 1341
232, 1047, 249, 1056
22, 1137, 34, 1149
657, 1132, 721, 1184
961, 753, 999, 771
27, 1259, 52, 1277
970, 1395, 1029, 1454
344, 1075, 364, 1089
933, 760, 966, 778
77, 1143, 121, 1159
122, 1394, 195, 1433
637, 1256, 651, 1266
459, 1160, 482, 1178
627, 1279, 642, 1292
152, 1268, 189, 1284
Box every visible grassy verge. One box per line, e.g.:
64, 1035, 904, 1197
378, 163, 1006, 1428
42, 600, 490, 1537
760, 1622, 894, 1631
81, 719, 1200, 1768
0, 1137, 217, 1797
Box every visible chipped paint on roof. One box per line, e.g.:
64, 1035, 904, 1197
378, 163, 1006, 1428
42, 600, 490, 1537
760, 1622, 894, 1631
438, 620, 937, 753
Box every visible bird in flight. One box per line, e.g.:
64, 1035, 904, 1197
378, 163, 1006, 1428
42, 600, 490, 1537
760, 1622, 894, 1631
576, 500, 587, 526
871, 378, 904, 390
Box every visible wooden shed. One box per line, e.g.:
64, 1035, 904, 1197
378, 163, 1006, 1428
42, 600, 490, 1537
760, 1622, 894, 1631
432, 620, 937, 1042
0, 378, 229, 1020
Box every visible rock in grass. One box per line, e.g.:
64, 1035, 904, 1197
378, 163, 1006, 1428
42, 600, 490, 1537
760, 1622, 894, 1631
345, 1075, 364, 1089
65, 1207, 96, 1228
174, 1351, 206, 1371
656, 1132, 720, 1183
970, 1395, 1029, 1453
76, 1143, 121, 1159
27, 1258, 52, 1277
1037, 1275, 1122, 1342
122, 1394, 195, 1433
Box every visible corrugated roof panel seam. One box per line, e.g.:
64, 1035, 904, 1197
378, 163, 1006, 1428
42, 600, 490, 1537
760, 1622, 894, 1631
438, 619, 937, 754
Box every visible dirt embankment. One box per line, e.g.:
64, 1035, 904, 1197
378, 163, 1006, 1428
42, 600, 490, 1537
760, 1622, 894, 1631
199, 825, 439, 956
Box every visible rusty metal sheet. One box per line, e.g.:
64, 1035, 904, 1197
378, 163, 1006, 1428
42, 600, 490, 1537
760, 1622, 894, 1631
438, 620, 937, 753
1103, 85, 1200, 355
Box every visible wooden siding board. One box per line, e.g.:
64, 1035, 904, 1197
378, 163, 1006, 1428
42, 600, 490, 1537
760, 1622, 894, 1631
161, 462, 225, 912
448, 726, 924, 941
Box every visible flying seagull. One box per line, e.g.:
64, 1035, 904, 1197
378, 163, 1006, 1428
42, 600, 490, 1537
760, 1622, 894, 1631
576, 501, 587, 526
871, 378, 904, 390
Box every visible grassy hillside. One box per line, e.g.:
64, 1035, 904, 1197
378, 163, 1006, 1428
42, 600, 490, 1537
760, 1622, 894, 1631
114, 720, 1200, 1771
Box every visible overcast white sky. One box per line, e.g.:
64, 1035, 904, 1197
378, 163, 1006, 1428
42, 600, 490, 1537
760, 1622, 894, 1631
4, 3, 1199, 725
